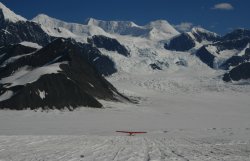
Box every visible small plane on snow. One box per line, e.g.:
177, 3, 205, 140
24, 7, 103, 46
116, 131, 147, 136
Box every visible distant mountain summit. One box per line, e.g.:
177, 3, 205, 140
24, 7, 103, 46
0, 2, 26, 23
165, 27, 221, 51
32, 14, 110, 41
32, 15, 179, 42
85, 18, 179, 40
190, 27, 221, 43
0, 3, 52, 47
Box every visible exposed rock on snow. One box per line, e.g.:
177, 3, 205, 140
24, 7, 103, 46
222, 28, 250, 41
165, 33, 196, 51
195, 46, 216, 68
0, 43, 37, 67
223, 62, 250, 82
88, 35, 130, 57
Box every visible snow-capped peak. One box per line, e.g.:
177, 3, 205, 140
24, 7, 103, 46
0, 2, 26, 23
146, 20, 179, 40
32, 14, 110, 42
32, 14, 71, 27
32, 14, 80, 38
32, 14, 50, 22
86, 18, 138, 28
85, 18, 179, 40
147, 20, 179, 34
85, 18, 144, 36
191, 27, 219, 37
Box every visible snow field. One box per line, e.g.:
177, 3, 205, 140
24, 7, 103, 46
0, 128, 250, 161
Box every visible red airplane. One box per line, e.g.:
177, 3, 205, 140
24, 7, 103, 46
116, 131, 147, 136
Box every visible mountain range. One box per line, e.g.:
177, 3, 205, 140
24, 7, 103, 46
0, 2, 249, 110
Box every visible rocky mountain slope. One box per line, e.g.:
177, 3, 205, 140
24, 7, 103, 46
0, 38, 129, 110
0, 2, 250, 110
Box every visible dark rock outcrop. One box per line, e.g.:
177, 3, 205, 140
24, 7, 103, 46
214, 37, 250, 51
0, 43, 37, 65
221, 56, 245, 70
220, 48, 250, 70
164, 33, 196, 51
88, 35, 130, 57
245, 48, 250, 55
149, 61, 169, 70
0, 74, 102, 110
195, 46, 215, 68
0, 20, 53, 47
0, 38, 117, 78
223, 62, 250, 82
150, 63, 162, 70
175, 59, 188, 66
222, 29, 250, 41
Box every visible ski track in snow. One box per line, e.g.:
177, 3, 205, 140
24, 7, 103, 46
0, 129, 250, 161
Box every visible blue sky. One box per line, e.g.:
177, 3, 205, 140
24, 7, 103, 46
1, 0, 249, 34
